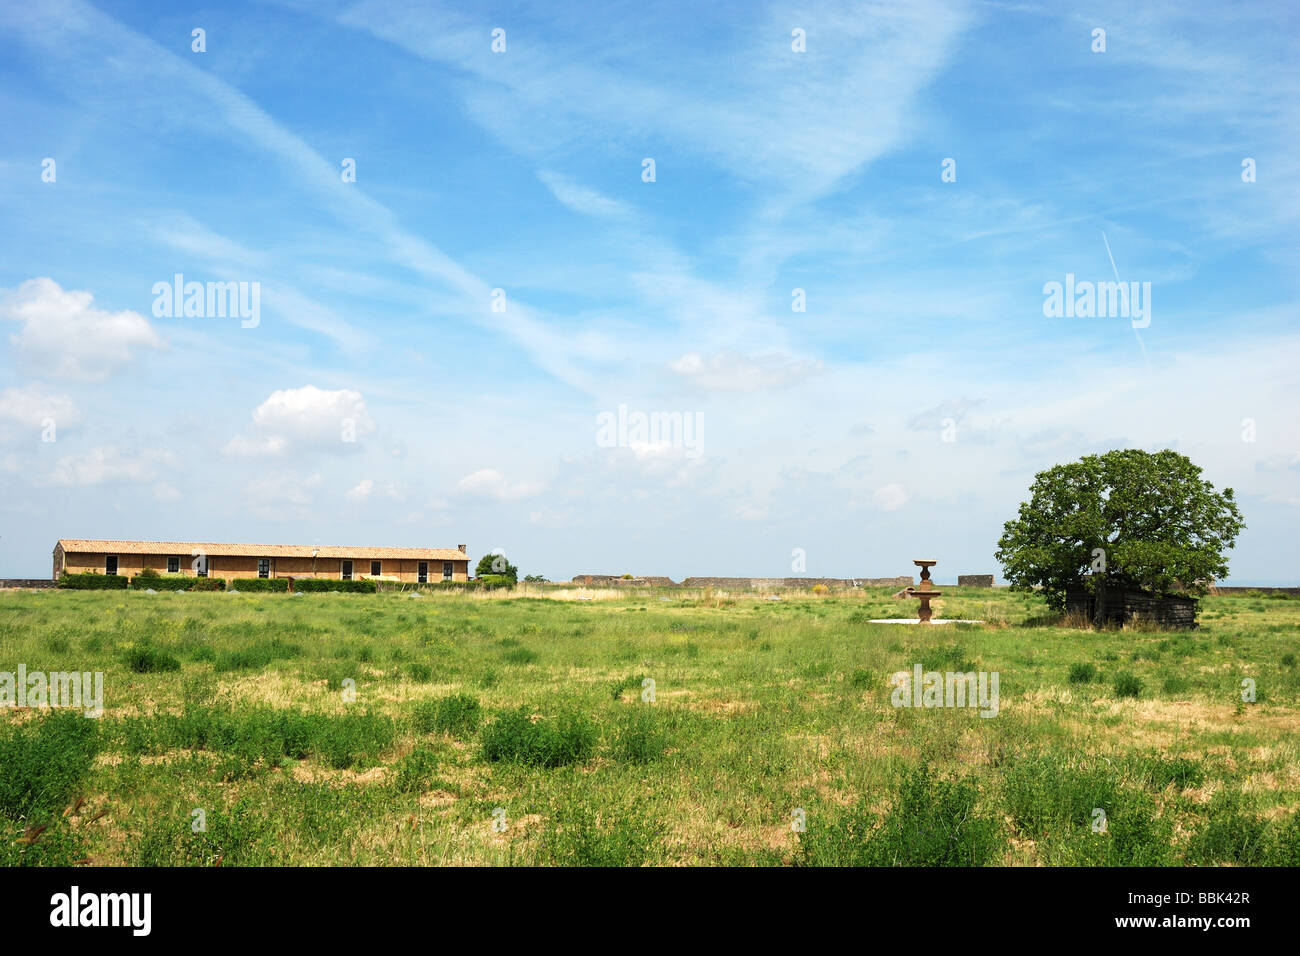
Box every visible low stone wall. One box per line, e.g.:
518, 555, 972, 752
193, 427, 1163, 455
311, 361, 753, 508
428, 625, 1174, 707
572, 575, 913, 589
957, 574, 994, 588
577, 574, 681, 582
1209, 586, 1300, 596
0, 579, 57, 589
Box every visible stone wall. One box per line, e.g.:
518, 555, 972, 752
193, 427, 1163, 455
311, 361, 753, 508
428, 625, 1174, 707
0, 579, 57, 589
579, 574, 681, 582
572, 575, 913, 589
957, 574, 994, 588
1208, 586, 1300, 596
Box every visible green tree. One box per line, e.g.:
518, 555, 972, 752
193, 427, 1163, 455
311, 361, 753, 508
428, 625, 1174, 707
474, 552, 518, 582
995, 449, 1244, 617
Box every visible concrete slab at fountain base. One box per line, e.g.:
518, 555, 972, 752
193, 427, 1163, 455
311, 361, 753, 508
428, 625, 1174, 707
867, 618, 985, 625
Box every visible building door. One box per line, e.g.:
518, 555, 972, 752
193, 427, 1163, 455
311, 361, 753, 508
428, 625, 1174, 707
342, 560, 353, 581
418, 562, 428, 583
105, 555, 118, 575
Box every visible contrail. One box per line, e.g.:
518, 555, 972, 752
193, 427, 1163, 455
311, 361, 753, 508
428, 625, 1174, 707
1102, 230, 1151, 370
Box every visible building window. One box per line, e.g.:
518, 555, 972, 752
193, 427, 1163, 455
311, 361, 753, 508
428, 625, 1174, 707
258, 558, 271, 579
418, 562, 428, 583
342, 560, 353, 581
370, 561, 382, 577
167, 556, 180, 574
105, 555, 118, 575
443, 562, 453, 580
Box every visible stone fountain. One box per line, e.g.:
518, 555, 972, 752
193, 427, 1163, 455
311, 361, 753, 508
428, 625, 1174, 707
867, 558, 983, 625
906, 559, 940, 624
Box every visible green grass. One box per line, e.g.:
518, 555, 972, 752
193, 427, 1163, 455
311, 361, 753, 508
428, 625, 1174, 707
1, 584, 1298, 865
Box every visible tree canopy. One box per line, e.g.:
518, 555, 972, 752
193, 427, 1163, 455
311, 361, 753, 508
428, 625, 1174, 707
474, 552, 518, 582
995, 449, 1244, 610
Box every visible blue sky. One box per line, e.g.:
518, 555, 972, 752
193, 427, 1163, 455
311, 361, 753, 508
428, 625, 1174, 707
1, 0, 1297, 582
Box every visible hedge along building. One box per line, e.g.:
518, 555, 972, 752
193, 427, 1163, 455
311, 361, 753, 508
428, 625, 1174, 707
53, 540, 471, 584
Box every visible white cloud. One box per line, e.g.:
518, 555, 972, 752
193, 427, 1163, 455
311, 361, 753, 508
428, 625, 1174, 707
244, 471, 325, 520
1, 278, 164, 381
48, 445, 175, 486
222, 434, 288, 457
0, 385, 80, 429
670, 351, 822, 391
154, 482, 181, 502
225, 385, 376, 457
347, 478, 375, 500
874, 483, 910, 512
457, 468, 542, 501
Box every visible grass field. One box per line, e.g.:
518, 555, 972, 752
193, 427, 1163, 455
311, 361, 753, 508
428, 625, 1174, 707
2, 585, 1299, 866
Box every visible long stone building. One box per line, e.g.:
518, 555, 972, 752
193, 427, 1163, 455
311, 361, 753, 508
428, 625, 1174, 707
53, 539, 471, 583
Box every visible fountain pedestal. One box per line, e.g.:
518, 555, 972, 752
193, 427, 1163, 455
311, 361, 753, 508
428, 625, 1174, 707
907, 559, 941, 624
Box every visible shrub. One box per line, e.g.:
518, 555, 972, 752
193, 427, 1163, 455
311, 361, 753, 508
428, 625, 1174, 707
918, 644, 975, 672
610, 708, 670, 764
405, 661, 434, 682
121, 644, 182, 673
0, 712, 100, 822
1160, 674, 1191, 695
133, 797, 279, 867
480, 707, 597, 767
58, 573, 127, 590
1112, 671, 1143, 698
800, 765, 1004, 866
1002, 753, 1172, 865
413, 694, 482, 738
392, 745, 443, 793
118, 706, 395, 771
214, 638, 302, 672
137, 567, 160, 579
1266, 811, 1300, 866
1187, 792, 1268, 864
502, 647, 538, 665
234, 578, 290, 592
189, 577, 226, 591
294, 578, 376, 593
610, 673, 647, 700
421, 580, 498, 592
1067, 662, 1097, 684
139, 574, 191, 592
1134, 755, 1205, 791
540, 800, 663, 866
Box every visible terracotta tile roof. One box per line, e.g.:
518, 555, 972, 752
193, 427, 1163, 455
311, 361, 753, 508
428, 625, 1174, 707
56, 539, 468, 561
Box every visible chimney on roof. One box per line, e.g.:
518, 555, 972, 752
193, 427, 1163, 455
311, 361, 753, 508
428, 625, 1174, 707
457, 544, 467, 553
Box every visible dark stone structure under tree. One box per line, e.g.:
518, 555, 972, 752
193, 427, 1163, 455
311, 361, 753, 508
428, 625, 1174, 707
1064, 582, 1198, 629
